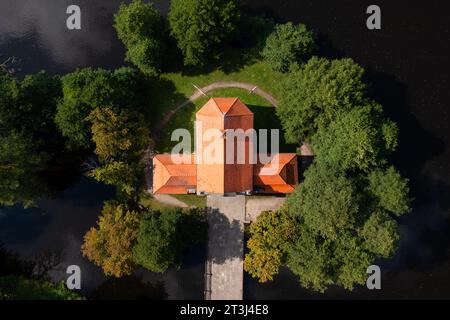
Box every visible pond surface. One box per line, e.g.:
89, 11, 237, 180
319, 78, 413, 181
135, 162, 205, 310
1, 0, 449, 299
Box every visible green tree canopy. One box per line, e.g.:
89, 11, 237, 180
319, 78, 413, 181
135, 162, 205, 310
18, 71, 61, 136
311, 103, 399, 171
114, 0, 166, 75
0, 276, 83, 300
88, 161, 143, 197
133, 208, 207, 273
0, 70, 61, 139
287, 163, 359, 240
0, 131, 47, 207
87, 107, 150, 162
86, 107, 149, 199
261, 22, 316, 72
168, 0, 240, 66
55, 67, 145, 149
0, 70, 63, 207
276, 57, 367, 143
283, 163, 408, 292
366, 166, 411, 216
81, 201, 140, 277
244, 208, 296, 283
0, 70, 20, 131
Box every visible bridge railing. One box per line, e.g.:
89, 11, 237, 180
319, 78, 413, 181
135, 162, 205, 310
204, 259, 212, 300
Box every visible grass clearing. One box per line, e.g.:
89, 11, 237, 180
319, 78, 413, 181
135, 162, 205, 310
139, 192, 177, 212
171, 194, 207, 208
148, 48, 284, 133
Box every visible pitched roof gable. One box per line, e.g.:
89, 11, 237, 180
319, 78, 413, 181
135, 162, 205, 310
196, 98, 253, 117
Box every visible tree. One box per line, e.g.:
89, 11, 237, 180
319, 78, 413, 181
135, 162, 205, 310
0, 70, 61, 140
366, 166, 411, 216
0, 70, 20, 131
88, 161, 143, 197
18, 71, 61, 136
87, 107, 150, 162
133, 209, 182, 273
287, 163, 359, 240
311, 103, 399, 171
81, 201, 140, 277
133, 208, 207, 273
168, 0, 240, 66
55, 68, 144, 149
276, 57, 367, 143
237, 15, 274, 49
244, 208, 296, 283
114, 0, 166, 75
284, 163, 406, 292
0, 71, 63, 207
0, 131, 47, 207
86, 107, 149, 199
0, 276, 83, 300
261, 22, 316, 72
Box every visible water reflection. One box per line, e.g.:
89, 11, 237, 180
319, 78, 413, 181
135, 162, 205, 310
0, 0, 168, 74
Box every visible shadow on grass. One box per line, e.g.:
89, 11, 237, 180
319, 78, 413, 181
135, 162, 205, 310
143, 77, 187, 129
247, 104, 297, 153
176, 46, 261, 77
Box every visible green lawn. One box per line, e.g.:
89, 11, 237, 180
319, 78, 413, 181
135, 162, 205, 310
171, 194, 207, 208
139, 192, 177, 212
151, 48, 296, 154
161, 48, 284, 99
155, 87, 297, 153
149, 48, 288, 151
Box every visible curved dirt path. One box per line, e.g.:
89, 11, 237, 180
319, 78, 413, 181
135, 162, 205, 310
146, 82, 279, 203
153, 194, 189, 208
145, 80, 312, 198
154, 81, 278, 135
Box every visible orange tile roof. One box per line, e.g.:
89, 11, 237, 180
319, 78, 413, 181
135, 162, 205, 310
153, 154, 196, 194
152, 98, 299, 195
196, 98, 253, 117
253, 153, 298, 194
196, 98, 254, 194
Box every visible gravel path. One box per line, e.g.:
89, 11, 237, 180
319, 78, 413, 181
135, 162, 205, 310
153, 81, 278, 136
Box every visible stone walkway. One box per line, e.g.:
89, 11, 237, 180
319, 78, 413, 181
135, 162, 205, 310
206, 195, 246, 300
245, 197, 286, 222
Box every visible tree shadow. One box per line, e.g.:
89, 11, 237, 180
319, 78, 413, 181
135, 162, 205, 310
89, 275, 168, 300
144, 76, 187, 131
315, 33, 345, 59
207, 208, 244, 265
365, 71, 446, 204
174, 46, 260, 77
365, 70, 450, 269
247, 104, 297, 153
0, 243, 34, 277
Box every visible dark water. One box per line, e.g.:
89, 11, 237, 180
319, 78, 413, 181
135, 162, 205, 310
1, 0, 449, 299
